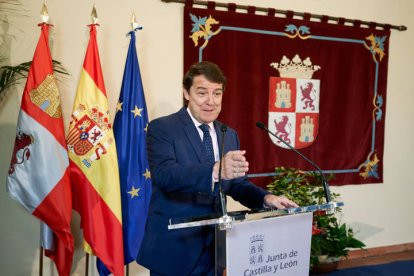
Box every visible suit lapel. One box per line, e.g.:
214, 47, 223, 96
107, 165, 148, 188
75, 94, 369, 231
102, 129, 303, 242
178, 108, 204, 162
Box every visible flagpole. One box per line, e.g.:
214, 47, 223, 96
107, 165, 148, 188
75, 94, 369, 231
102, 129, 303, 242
83, 7, 96, 276
85, 253, 89, 276
38, 5, 47, 276
124, 13, 138, 276
39, 247, 43, 276
83, 9, 97, 276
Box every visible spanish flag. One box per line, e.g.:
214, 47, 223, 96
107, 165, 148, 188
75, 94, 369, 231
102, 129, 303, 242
67, 24, 124, 276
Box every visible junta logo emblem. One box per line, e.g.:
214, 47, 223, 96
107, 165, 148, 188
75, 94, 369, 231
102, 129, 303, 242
249, 234, 265, 266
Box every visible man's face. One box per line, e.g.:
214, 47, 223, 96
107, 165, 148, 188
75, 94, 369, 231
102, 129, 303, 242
184, 75, 223, 124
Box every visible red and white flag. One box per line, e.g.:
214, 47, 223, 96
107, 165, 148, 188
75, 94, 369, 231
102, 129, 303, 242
6, 23, 74, 275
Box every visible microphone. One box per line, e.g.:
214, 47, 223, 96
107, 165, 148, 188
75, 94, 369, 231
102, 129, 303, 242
217, 124, 228, 216
255, 121, 332, 203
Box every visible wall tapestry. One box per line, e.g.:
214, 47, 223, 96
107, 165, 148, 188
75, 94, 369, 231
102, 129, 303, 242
183, 3, 390, 186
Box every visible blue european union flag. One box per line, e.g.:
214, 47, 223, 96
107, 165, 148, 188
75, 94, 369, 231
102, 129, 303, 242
97, 29, 152, 275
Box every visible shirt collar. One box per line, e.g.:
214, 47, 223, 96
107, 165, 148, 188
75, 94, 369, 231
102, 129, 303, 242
186, 107, 215, 130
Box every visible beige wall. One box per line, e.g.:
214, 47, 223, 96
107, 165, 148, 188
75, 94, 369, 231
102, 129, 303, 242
0, 0, 413, 275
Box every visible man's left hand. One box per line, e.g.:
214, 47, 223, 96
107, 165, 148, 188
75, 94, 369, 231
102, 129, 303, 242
263, 194, 299, 209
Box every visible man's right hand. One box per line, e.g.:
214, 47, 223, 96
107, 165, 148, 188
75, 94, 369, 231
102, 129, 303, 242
213, 150, 249, 180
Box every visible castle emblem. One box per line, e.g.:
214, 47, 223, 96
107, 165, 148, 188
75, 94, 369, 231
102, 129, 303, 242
67, 104, 114, 168
29, 74, 62, 118
269, 54, 321, 149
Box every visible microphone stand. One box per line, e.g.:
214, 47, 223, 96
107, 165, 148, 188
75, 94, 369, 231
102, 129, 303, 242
256, 121, 332, 203
217, 124, 232, 230
217, 124, 227, 217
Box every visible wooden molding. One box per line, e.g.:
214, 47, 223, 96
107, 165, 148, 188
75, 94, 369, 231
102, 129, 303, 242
345, 242, 414, 260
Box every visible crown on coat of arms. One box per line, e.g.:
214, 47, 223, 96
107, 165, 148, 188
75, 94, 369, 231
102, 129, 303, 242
270, 54, 321, 79
250, 234, 265, 243
89, 106, 111, 130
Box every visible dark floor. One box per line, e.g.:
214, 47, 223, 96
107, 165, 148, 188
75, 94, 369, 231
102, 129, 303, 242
338, 249, 414, 269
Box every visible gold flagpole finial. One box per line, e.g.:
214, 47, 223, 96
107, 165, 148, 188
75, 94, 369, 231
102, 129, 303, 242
90, 4, 99, 25
130, 11, 138, 31
40, 1, 49, 24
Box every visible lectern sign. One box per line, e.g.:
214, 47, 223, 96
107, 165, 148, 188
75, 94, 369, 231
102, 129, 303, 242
226, 212, 312, 276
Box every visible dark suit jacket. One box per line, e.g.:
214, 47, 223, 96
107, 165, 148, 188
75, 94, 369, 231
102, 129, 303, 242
137, 107, 269, 275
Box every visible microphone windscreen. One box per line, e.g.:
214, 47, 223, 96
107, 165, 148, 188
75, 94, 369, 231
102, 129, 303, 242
221, 124, 227, 132
256, 121, 265, 129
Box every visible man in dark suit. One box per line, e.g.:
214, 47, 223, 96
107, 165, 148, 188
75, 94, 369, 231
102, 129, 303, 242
137, 61, 297, 275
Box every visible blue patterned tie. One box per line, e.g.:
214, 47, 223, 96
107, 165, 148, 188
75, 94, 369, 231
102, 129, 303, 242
199, 124, 215, 163
200, 124, 220, 207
